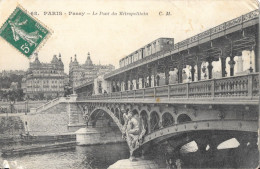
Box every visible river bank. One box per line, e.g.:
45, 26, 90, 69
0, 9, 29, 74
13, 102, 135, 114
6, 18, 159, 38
0, 133, 76, 158
1, 141, 77, 157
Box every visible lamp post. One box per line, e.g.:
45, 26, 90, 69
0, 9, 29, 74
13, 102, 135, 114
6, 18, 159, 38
249, 50, 254, 73
10, 100, 14, 114
8, 101, 14, 135
25, 98, 28, 115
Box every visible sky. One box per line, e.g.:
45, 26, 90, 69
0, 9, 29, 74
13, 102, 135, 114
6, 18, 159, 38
0, 0, 258, 73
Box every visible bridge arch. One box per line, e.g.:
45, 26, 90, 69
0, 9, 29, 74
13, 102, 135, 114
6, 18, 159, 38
89, 107, 123, 132
177, 114, 192, 124
161, 110, 176, 118
131, 109, 138, 114
217, 138, 240, 150
140, 110, 149, 134
139, 107, 150, 116
132, 108, 139, 115
110, 107, 115, 114
150, 111, 160, 132
114, 107, 120, 119
162, 112, 174, 127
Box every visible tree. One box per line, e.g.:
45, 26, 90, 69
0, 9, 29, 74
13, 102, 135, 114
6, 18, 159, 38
33, 94, 39, 100
38, 92, 45, 100
64, 85, 72, 97
16, 89, 25, 101
0, 74, 23, 89
47, 95, 53, 100
8, 90, 16, 101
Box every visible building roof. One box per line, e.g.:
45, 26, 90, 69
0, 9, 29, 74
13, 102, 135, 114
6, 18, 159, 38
29, 53, 64, 70
85, 52, 93, 67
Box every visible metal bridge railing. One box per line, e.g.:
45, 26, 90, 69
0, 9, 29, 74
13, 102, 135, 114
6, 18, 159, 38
79, 73, 259, 101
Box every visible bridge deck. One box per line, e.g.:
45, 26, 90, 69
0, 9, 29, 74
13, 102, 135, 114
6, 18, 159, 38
77, 73, 259, 105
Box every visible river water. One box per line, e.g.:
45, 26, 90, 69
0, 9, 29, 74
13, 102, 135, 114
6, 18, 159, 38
0, 143, 130, 169
0, 138, 258, 169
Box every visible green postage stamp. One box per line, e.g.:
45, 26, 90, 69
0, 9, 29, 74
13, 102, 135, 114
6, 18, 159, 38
0, 6, 50, 57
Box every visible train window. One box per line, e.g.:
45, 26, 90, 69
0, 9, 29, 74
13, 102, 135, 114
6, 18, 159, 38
153, 42, 156, 53
167, 40, 173, 44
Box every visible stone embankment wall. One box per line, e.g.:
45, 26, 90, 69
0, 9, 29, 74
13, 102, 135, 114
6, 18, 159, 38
0, 99, 86, 136
23, 102, 85, 135
22, 113, 69, 136
22, 103, 70, 135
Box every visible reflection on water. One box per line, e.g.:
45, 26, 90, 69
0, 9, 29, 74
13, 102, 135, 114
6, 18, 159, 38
0, 143, 129, 169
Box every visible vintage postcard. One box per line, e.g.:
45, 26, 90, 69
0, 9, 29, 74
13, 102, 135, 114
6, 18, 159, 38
0, 0, 259, 169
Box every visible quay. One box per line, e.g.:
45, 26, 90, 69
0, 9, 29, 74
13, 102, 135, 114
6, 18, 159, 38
1, 141, 76, 157
0, 133, 76, 144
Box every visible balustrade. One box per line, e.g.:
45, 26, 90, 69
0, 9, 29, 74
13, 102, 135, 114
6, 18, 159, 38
135, 89, 143, 98
121, 91, 128, 99
127, 90, 135, 99
170, 83, 187, 98
252, 75, 259, 97
155, 86, 168, 98
35, 97, 61, 112
189, 80, 211, 98
144, 88, 154, 98
215, 75, 249, 97
80, 73, 259, 102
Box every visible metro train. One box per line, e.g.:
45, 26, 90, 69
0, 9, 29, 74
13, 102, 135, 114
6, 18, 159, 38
119, 38, 174, 68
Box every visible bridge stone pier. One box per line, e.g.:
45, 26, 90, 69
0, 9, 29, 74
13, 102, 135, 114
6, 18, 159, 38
76, 110, 124, 145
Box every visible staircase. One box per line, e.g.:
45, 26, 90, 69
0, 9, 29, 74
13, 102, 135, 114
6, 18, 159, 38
30, 96, 72, 114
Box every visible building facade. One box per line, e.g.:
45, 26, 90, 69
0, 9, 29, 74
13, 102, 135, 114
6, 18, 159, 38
69, 52, 115, 89
25, 53, 66, 99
